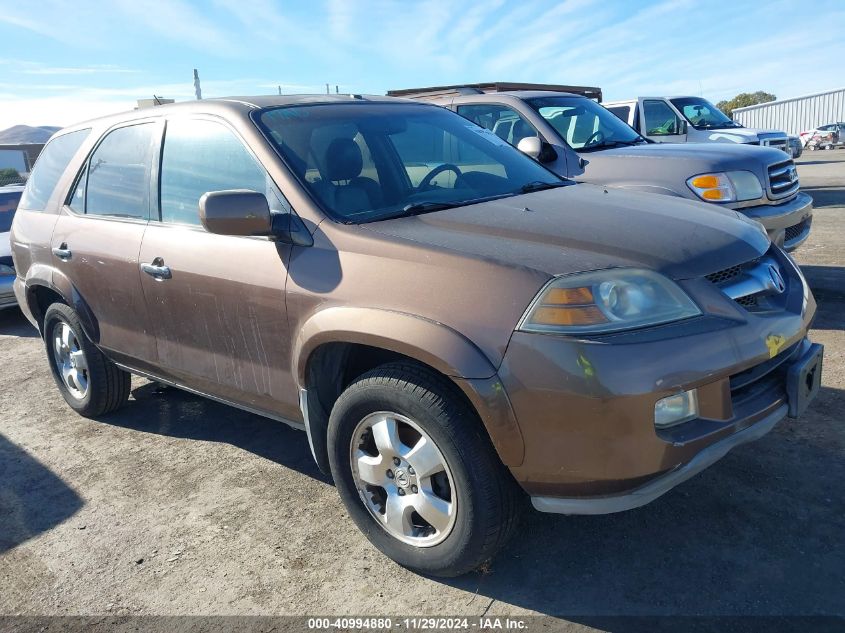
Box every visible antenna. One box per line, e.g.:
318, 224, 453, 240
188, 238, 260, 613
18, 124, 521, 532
335, 85, 339, 94
193, 69, 202, 100
153, 94, 162, 105
278, 85, 282, 95
326, 83, 330, 95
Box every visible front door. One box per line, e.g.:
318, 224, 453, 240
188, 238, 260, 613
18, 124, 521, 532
138, 116, 299, 421
51, 121, 159, 369
641, 99, 688, 143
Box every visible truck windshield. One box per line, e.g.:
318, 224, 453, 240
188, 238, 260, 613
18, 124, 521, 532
527, 96, 645, 152
257, 103, 565, 224
670, 97, 740, 130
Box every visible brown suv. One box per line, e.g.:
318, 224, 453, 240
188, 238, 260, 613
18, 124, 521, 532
11, 96, 823, 577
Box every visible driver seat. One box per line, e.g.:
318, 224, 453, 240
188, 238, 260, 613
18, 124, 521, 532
319, 138, 383, 215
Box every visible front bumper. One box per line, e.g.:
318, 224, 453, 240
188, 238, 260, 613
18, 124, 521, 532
498, 277, 818, 511
0, 275, 17, 310
742, 192, 813, 251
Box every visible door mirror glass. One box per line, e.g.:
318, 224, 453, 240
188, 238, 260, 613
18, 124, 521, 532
199, 190, 272, 236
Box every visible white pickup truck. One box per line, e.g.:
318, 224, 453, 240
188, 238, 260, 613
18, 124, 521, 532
604, 96, 790, 154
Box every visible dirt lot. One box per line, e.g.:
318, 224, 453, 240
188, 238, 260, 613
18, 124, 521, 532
1, 153, 843, 626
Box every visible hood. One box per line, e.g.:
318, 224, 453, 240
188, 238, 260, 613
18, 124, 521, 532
696, 127, 785, 143
361, 183, 769, 281
582, 141, 787, 170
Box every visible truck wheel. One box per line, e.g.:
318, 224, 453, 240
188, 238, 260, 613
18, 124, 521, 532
43, 303, 130, 417
327, 362, 520, 577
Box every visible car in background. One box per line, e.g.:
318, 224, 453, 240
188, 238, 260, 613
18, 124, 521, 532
788, 136, 803, 159
0, 184, 24, 310
415, 89, 813, 250
800, 123, 844, 150
604, 96, 791, 154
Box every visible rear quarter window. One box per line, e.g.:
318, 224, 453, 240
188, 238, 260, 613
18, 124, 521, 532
19, 129, 90, 211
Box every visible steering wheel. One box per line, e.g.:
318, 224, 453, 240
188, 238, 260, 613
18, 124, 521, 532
582, 130, 605, 148
417, 163, 470, 191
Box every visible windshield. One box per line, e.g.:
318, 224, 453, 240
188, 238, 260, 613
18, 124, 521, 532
670, 97, 739, 129
257, 103, 565, 223
527, 96, 645, 152
0, 191, 22, 232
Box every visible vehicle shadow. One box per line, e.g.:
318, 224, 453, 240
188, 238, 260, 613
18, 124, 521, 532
805, 186, 845, 208
801, 264, 845, 330
442, 384, 845, 620
99, 381, 329, 484
0, 432, 84, 554
0, 308, 38, 338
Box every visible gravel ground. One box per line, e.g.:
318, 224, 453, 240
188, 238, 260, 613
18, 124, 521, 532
0, 152, 843, 627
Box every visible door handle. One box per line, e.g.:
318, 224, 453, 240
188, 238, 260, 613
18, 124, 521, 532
140, 257, 172, 280
52, 244, 72, 260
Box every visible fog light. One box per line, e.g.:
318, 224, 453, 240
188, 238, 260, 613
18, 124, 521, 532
655, 389, 699, 428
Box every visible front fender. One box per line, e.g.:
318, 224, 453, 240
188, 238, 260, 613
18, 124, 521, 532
293, 306, 497, 385
294, 306, 526, 467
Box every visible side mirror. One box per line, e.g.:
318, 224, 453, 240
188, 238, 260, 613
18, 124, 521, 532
199, 190, 272, 236
678, 119, 688, 135
517, 136, 542, 159
517, 136, 558, 164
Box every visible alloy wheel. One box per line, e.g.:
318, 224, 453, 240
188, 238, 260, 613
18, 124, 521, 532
53, 321, 89, 400
350, 412, 457, 547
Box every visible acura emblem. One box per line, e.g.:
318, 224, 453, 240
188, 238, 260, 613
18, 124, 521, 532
767, 264, 785, 294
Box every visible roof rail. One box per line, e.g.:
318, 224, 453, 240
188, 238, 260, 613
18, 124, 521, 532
387, 82, 603, 102
456, 87, 484, 95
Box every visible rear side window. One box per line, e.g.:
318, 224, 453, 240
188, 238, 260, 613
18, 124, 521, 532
606, 105, 631, 122
18, 129, 89, 211
0, 191, 22, 232
159, 119, 268, 225
76, 123, 156, 219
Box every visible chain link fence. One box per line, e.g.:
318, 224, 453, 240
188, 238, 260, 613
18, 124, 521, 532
0, 169, 26, 187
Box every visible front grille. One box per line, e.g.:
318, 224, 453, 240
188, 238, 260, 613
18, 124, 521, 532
784, 218, 808, 242
705, 264, 743, 285
704, 249, 789, 313
762, 138, 790, 153
767, 159, 800, 200
735, 295, 758, 308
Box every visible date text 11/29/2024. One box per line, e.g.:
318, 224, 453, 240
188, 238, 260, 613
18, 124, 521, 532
307, 617, 528, 630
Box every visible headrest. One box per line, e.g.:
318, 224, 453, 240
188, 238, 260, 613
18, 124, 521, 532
325, 137, 363, 181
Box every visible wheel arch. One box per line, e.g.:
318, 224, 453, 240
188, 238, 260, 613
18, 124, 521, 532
23, 265, 99, 341
295, 307, 524, 473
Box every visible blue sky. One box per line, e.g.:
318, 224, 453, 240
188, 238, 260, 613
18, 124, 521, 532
1, 0, 843, 127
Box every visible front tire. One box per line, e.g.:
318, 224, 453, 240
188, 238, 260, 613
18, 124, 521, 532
327, 362, 520, 577
43, 303, 130, 417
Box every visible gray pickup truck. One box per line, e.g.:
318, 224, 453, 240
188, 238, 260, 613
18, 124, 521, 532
422, 90, 812, 251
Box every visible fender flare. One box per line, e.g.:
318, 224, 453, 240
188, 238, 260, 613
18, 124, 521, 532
294, 307, 526, 468
24, 265, 100, 342
293, 306, 497, 385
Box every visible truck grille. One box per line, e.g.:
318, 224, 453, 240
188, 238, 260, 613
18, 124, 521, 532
761, 138, 790, 154
767, 159, 800, 200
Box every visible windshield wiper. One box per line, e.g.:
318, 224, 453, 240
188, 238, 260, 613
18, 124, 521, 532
518, 181, 569, 194
581, 139, 645, 151
401, 201, 461, 215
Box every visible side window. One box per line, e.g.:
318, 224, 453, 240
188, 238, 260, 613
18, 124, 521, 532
456, 104, 538, 147
160, 119, 268, 226
83, 123, 156, 219
643, 100, 684, 136
18, 129, 90, 211
606, 106, 631, 122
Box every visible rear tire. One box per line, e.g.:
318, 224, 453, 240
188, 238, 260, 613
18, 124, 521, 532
43, 303, 130, 417
327, 362, 520, 577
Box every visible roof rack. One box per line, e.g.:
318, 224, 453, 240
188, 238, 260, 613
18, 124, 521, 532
387, 82, 602, 102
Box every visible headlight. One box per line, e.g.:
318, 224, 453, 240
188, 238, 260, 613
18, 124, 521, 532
0, 264, 14, 275
518, 269, 701, 334
687, 171, 763, 202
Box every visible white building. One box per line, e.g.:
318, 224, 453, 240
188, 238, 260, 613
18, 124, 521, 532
732, 87, 845, 135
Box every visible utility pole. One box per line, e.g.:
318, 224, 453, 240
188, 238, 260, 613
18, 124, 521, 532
193, 69, 202, 100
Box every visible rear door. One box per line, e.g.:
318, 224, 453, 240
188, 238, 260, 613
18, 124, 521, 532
138, 116, 299, 421
50, 121, 160, 368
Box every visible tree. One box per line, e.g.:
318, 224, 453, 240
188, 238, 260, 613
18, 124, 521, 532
0, 168, 22, 186
716, 91, 776, 118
